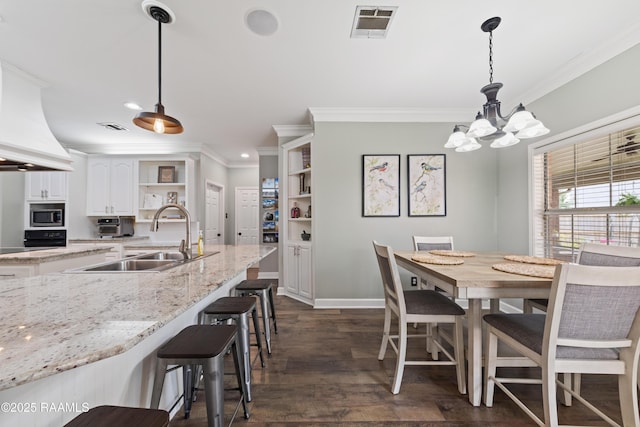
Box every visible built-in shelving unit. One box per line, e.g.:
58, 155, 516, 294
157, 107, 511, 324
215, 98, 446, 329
281, 133, 314, 304
136, 159, 193, 223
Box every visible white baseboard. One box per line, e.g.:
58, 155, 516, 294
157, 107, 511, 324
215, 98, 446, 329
313, 298, 385, 309
257, 272, 279, 280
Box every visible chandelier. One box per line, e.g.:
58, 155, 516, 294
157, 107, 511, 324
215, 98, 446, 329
445, 17, 548, 152
133, 1, 183, 134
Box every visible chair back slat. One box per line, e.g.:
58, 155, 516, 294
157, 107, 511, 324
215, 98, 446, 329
373, 241, 405, 315
412, 236, 454, 252
577, 243, 640, 266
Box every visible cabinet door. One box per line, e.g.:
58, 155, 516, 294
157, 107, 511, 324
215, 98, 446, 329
45, 172, 68, 200
109, 159, 134, 215
285, 243, 299, 294
86, 158, 111, 215
26, 172, 47, 200
298, 245, 313, 299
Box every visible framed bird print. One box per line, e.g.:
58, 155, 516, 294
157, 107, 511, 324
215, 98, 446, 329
362, 154, 400, 217
407, 154, 446, 216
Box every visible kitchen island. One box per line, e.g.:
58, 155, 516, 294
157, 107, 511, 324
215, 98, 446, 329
0, 244, 275, 426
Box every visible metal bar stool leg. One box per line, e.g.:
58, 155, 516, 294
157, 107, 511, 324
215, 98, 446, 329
231, 340, 250, 420
251, 306, 265, 367
257, 291, 272, 354
150, 359, 168, 410
202, 354, 224, 427
267, 286, 277, 334
236, 312, 252, 402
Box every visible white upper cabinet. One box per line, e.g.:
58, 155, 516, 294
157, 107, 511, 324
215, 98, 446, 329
86, 157, 135, 216
25, 171, 68, 201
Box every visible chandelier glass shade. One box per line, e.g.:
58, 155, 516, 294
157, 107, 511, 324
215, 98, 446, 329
445, 17, 548, 152
133, 4, 183, 135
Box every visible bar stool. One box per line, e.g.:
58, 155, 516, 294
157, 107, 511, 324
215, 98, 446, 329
200, 296, 265, 402
150, 325, 249, 427
234, 279, 278, 355
64, 405, 169, 427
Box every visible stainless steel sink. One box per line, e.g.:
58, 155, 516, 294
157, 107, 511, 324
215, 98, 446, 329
65, 251, 219, 273
136, 252, 187, 261
80, 259, 178, 272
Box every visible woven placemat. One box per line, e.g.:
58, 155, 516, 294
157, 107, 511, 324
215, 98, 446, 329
504, 255, 564, 266
492, 263, 556, 279
429, 249, 476, 257
411, 254, 464, 265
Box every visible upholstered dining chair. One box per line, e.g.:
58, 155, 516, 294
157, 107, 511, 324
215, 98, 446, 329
411, 235, 455, 357
483, 263, 640, 427
524, 243, 640, 314
373, 241, 466, 395
522, 243, 640, 403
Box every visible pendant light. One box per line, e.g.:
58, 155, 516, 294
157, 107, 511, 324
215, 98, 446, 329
133, 2, 183, 134
445, 17, 548, 152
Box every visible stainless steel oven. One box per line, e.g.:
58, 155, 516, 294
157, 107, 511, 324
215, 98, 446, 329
24, 229, 67, 247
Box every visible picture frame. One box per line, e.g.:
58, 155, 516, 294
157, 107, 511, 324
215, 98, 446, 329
158, 166, 176, 183
407, 154, 446, 216
362, 154, 400, 217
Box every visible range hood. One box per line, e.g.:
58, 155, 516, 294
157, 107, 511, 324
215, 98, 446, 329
0, 61, 73, 171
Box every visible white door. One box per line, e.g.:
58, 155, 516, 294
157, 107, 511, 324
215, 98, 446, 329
235, 187, 259, 245
205, 181, 223, 245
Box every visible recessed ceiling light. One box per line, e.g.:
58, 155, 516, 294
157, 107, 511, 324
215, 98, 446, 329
241, 153, 250, 158
0, 157, 6, 161
245, 9, 278, 36
124, 102, 143, 111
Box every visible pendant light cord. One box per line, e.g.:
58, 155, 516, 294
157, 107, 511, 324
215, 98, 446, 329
157, 17, 162, 105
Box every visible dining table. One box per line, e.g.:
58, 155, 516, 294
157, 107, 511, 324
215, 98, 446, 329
393, 250, 554, 406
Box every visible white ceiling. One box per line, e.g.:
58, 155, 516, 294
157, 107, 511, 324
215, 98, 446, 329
0, 1, 639, 166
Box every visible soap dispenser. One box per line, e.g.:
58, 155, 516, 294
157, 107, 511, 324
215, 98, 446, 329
197, 230, 204, 256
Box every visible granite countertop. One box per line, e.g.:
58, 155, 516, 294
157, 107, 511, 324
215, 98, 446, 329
0, 244, 275, 391
0, 246, 112, 264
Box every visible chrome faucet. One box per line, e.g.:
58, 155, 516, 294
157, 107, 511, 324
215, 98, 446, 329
150, 203, 192, 259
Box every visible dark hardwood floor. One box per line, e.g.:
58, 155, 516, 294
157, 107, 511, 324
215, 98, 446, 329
169, 294, 626, 426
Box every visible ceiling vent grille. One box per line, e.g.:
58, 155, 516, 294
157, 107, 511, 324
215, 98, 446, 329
351, 6, 398, 39
97, 122, 129, 131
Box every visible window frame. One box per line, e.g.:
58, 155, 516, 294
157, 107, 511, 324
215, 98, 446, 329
528, 106, 640, 257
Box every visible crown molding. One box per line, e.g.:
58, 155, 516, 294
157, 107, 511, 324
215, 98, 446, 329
307, 107, 470, 123
272, 124, 313, 137
256, 146, 278, 156
514, 24, 640, 107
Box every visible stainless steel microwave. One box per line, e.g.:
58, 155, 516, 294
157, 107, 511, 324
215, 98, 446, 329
30, 209, 64, 227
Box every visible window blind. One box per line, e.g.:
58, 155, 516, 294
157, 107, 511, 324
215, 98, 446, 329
532, 127, 640, 260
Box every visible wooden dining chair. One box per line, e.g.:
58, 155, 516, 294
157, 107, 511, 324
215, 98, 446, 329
373, 241, 466, 395
483, 263, 640, 427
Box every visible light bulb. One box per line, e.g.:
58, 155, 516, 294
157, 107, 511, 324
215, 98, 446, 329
153, 119, 165, 134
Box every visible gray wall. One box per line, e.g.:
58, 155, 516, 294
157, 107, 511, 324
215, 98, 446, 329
0, 173, 26, 246
312, 122, 499, 299
496, 43, 640, 253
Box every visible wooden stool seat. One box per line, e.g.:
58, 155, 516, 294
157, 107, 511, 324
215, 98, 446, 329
64, 405, 169, 427
156, 324, 236, 359
204, 296, 257, 315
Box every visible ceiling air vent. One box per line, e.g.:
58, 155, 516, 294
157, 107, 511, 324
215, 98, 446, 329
351, 6, 398, 39
97, 122, 129, 131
